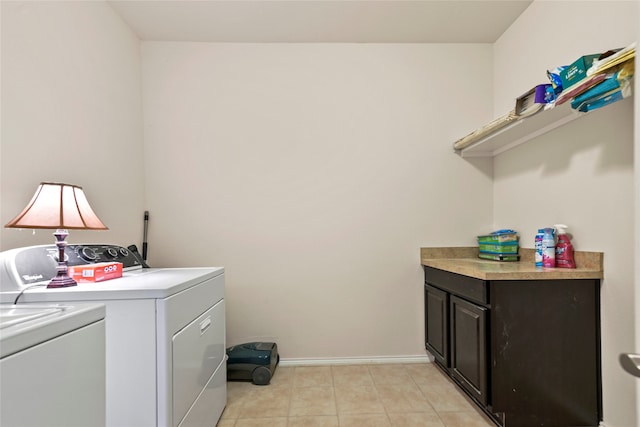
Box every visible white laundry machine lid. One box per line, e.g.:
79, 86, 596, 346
0, 244, 223, 303
0, 303, 105, 358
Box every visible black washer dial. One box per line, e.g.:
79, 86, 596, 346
78, 246, 98, 262
106, 247, 119, 258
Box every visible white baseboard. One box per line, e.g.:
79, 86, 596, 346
279, 354, 434, 367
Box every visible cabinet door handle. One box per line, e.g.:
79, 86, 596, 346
200, 317, 211, 335
619, 353, 640, 377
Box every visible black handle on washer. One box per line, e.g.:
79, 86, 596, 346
127, 244, 150, 268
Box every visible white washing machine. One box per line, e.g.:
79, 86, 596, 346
0, 244, 226, 427
0, 303, 106, 427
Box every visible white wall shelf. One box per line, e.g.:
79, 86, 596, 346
455, 102, 586, 158
456, 94, 634, 158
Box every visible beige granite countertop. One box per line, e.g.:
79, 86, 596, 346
421, 247, 603, 280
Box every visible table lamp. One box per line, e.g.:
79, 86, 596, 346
4, 182, 108, 288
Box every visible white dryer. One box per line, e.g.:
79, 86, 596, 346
0, 244, 226, 427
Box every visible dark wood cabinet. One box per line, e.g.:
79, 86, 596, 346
450, 295, 487, 405
423, 266, 602, 427
424, 284, 448, 366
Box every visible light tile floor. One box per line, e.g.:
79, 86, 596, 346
217, 363, 496, 427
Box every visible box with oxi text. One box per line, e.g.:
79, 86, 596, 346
69, 262, 123, 283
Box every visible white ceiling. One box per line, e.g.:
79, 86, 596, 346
107, 0, 533, 43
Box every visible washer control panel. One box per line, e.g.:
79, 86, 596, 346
69, 244, 140, 267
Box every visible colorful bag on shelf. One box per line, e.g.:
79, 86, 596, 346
571, 60, 634, 112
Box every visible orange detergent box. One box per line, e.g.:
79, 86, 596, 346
69, 262, 122, 283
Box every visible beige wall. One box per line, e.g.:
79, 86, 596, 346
0, 1, 144, 249
141, 42, 494, 359
493, 1, 639, 426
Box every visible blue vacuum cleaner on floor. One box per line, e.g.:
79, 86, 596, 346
226, 342, 279, 385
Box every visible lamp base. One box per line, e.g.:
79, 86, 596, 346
47, 229, 77, 288
47, 274, 78, 288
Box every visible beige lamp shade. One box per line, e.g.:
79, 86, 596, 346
5, 182, 108, 230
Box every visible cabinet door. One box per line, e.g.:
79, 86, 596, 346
490, 280, 601, 427
424, 284, 449, 367
450, 295, 487, 405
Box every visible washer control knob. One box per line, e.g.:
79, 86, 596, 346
79, 246, 98, 261
119, 247, 130, 257
105, 247, 119, 258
